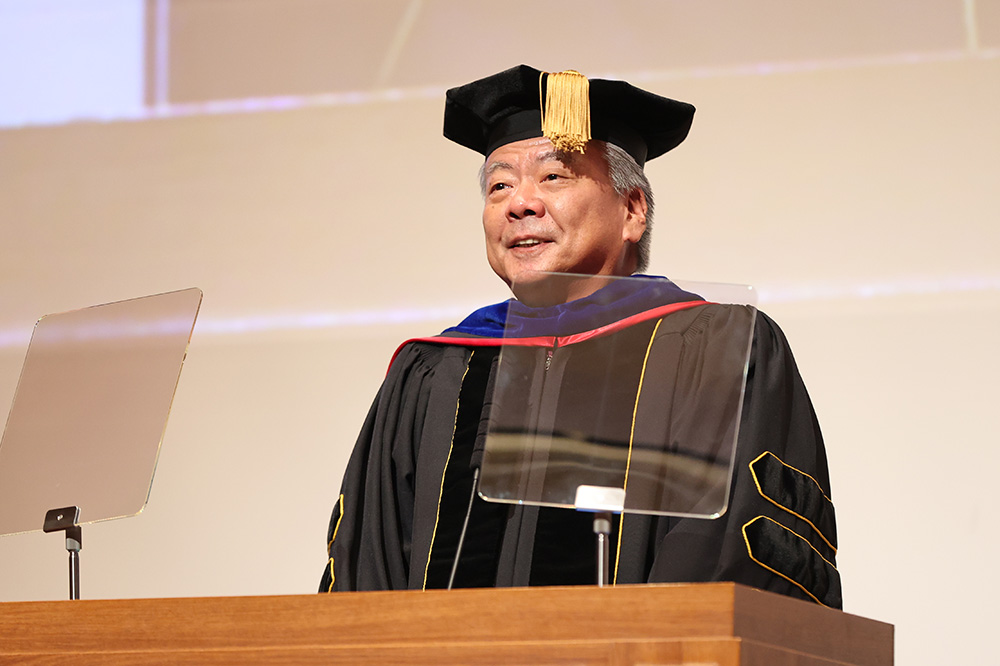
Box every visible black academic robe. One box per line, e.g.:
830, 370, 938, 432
320, 294, 841, 608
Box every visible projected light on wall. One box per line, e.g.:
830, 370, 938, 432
2, 0, 997, 130
0, 0, 995, 351
0, 0, 146, 128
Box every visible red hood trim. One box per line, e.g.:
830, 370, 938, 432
385, 299, 706, 374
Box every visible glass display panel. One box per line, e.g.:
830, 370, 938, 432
0, 288, 202, 536
478, 273, 755, 519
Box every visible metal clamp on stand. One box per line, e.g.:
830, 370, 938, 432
43, 506, 82, 600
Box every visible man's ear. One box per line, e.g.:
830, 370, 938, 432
622, 188, 648, 243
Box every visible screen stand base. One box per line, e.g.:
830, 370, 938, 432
43, 506, 83, 600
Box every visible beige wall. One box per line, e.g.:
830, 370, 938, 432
1, 2, 998, 664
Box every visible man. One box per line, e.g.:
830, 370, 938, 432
320, 65, 841, 608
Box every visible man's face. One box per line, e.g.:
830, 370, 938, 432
482, 138, 646, 304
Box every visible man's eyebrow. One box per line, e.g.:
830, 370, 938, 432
536, 150, 564, 164
483, 160, 513, 178
485, 151, 568, 174
483, 150, 573, 187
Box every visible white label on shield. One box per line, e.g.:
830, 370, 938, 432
574, 485, 626, 512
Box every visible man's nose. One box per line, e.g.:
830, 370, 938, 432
506, 182, 545, 220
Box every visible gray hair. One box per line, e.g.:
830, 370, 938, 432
478, 140, 655, 274
602, 142, 654, 274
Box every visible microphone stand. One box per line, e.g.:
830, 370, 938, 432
447, 467, 480, 590
447, 355, 497, 590
592, 511, 612, 587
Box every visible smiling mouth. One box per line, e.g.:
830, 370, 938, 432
510, 238, 548, 248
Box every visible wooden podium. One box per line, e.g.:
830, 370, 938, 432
0, 583, 891, 665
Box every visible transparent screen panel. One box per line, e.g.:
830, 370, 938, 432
479, 274, 755, 519
0, 288, 202, 536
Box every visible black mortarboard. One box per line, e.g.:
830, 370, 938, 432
443, 65, 695, 167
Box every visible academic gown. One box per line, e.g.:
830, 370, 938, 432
320, 277, 842, 608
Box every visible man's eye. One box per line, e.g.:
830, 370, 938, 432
490, 182, 510, 192
543, 173, 561, 181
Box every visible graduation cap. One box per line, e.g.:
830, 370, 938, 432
444, 65, 695, 167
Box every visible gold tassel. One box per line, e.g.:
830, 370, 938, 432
539, 70, 591, 154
